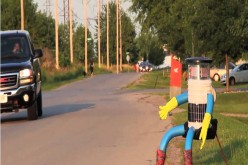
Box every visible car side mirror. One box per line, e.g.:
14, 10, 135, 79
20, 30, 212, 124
34, 49, 43, 58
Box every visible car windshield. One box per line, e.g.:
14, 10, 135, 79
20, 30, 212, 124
1, 35, 30, 59
233, 63, 248, 72
140, 62, 147, 66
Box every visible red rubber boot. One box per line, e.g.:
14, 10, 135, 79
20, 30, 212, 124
156, 149, 166, 165
183, 149, 192, 165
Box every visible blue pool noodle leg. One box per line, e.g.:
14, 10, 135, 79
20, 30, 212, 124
185, 126, 195, 150
159, 124, 185, 151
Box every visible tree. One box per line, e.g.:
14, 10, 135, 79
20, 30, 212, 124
32, 12, 55, 49
96, 1, 137, 64
130, 0, 195, 58
130, 0, 248, 63
58, 24, 70, 67
1, 0, 55, 49
136, 31, 164, 65
1, 0, 37, 31
73, 24, 94, 64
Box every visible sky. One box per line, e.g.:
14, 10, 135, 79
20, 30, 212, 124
33, 0, 134, 36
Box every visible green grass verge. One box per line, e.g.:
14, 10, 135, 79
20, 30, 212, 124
125, 70, 175, 89
41, 65, 111, 91
42, 76, 83, 91
215, 92, 248, 114
126, 70, 248, 90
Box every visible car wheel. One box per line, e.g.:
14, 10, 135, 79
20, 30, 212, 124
213, 74, 220, 81
37, 91, 43, 117
27, 101, 38, 120
229, 78, 235, 86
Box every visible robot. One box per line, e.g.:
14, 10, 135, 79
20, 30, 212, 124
156, 57, 218, 165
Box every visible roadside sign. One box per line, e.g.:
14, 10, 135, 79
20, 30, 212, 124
170, 55, 182, 87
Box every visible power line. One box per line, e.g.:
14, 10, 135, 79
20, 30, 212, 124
44, 0, 52, 16
60, 0, 69, 24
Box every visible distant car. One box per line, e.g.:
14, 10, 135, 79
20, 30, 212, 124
139, 62, 154, 72
210, 62, 236, 81
221, 63, 248, 85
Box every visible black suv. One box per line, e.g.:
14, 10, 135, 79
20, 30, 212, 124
0, 30, 43, 120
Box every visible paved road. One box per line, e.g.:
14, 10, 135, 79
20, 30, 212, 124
1, 73, 169, 165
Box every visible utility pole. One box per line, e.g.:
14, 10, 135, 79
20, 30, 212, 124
116, 0, 119, 74
98, 0, 101, 68
84, 0, 88, 73
55, 0, 59, 69
119, 1, 122, 71
106, 0, 109, 70
21, 0, 24, 30
192, 30, 195, 57
226, 54, 229, 92
69, 0, 73, 63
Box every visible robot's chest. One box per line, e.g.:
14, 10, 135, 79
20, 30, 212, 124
188, 91, 209, 104
188, 80, 212, 104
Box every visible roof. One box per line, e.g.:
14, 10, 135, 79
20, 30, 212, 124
0, 30, 29, 36
186, 57, 212, 64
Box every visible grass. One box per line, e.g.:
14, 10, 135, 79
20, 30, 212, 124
214, 92, 248, 114
41, 64, 111, 91
42, 76, 83, 91
125, 70, 248, 164
125, 70, 177, 89
125, 69, 248, 90
41, 63, 134, 91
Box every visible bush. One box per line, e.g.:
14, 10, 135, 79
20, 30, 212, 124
41, 65, 83, 84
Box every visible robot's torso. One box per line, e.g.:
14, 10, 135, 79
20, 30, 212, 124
188, 79, 213, 129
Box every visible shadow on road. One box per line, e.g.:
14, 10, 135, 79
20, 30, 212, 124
42, 103, 95, 118
1, 103, 95, 123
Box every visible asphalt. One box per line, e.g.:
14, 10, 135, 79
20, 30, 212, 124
1, 73, 169, 165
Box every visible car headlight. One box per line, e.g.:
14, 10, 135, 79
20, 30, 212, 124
19, 69, 34, 84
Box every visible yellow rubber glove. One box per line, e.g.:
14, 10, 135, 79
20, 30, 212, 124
199, 113, 211, 150
159, 97, 178, 120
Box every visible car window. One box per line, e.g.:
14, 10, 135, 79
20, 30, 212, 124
239, 64, 245, 71
0, 35, 30, 58
243, 64, 248, 71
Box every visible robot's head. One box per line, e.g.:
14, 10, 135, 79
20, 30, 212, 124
186, 57, 212, 80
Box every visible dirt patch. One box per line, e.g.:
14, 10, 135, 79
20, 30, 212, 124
137, 93, 184, 165
220, 113, 248, 118
124, 75, 145, 89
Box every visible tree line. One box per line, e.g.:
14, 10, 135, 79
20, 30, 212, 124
1, 0, 139, 68
2, 0, 246, 67
130, 0, 248, 65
